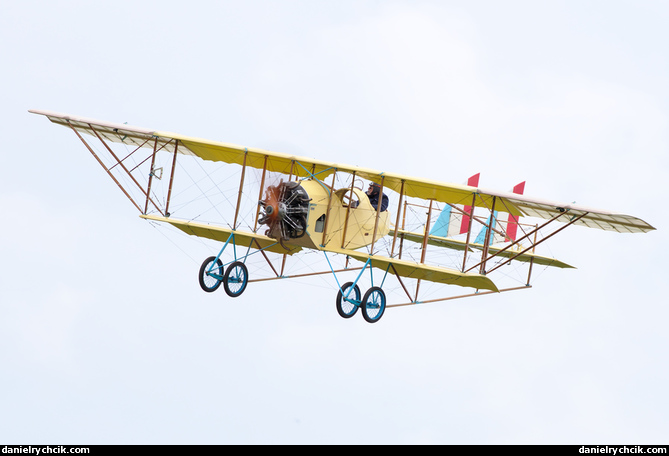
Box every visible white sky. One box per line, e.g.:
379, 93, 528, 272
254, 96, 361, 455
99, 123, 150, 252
1, 0, 667, 444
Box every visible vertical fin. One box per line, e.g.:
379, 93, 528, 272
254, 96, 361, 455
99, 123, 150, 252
430, 173, 480, 239
505, 181, 525, 241
429, 205, 455, 237
475, 211, 502, 245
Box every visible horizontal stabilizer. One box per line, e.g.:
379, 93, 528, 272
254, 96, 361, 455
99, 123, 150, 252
392, 228, 575, 269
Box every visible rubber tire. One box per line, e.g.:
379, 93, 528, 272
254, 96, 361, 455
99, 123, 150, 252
336, 281, 361, 318
199, 256, 224, 292
223, 261, 249, 298
361, 286, 386, 323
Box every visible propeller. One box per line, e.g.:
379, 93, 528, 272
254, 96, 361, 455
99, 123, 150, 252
258, 180, 310, 244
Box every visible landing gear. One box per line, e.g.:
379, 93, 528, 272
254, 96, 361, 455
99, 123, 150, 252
198, 253, 248, 298
199, 256, 224, 292
198, 233, 249, 298
361, 286, 386, 323
329, 255, 388, 323
223, 261, 248, 298
336, 282, 361, 318
335, 283, 386, 323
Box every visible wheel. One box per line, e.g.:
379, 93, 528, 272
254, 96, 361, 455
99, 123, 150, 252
361, 287, 386, 323
336, 281, 361, 318
199, 256, 224, 292
223, 261, 249, 298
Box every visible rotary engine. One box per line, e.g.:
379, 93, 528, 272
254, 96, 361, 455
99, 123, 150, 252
258, 181, 311, 243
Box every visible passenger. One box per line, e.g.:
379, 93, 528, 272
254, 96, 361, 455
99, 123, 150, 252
366, 182, 389, 212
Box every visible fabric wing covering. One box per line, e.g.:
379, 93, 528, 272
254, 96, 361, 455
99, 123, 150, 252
30, 110, 655, 234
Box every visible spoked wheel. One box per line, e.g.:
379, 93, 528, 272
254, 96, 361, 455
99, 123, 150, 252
361, 286, 386, 323
336, 281, 361, 318
223, 261, 249, 298
199, 256, 224, 292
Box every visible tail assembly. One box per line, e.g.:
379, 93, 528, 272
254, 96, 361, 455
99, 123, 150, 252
429, 173, 480, 238
475, 180, 525, 246
505, 181, 526, 242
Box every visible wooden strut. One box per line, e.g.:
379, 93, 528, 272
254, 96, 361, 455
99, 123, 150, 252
526, 225, 538, 286
485, 212, 588, 275
390, 179, 405, 257
248, 266, 364, 283
279, 160, 296, 276
88, 124, 164, 216
320, 169, 338, 248
144, 138, 159, 214
253, 155, 269, 232
252, 239, 280, 277
440, 199, 509, 243
164, 140, 179, 217
464, 209, 572, 274
387, 285, 532, 308
495, 196, 524, 241
479, 196, 497, 274
369, 175, 385, 255
340, 171, 356, 249
420, 199, 434, 264
461, 192, 477, 272
108, 137, 152, 171
232, 150, 248, 230
390, 263, 414, 303
129, 139, 173, 173
414, 199, 433, 302
398, 199, 408, 259
67, 121, 143, 213
402, 196, 515, 263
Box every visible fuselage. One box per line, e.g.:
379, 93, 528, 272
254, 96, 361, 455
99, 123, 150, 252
270, 179, 390, 251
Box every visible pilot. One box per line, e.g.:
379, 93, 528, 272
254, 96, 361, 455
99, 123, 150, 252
366, 182, 389, 212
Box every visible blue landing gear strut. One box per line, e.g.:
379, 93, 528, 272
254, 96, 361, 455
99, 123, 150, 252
361, 286, 386, 323
198, 233, 258, 298
326, 254, 388, 324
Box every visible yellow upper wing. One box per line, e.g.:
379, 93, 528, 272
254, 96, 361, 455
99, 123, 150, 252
29, 109, 518, 215
31, 109, 655, 233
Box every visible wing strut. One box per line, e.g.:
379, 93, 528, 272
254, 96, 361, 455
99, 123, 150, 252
370, 175, 386, 254
414, 198, 434, 301
67, 121, 144, 213
461, 192, 477, 272
389, 179, 406, 257
388, 285, 531, 308
144, 138, 159, 214
233, 149, 248, 229
253, 155, 269, 231
340, 171, 357, 249
479, 196, 497, 274
320, 169, 338, 247
465, 209, 564, 273
88, 124, 163, 216
164, 140, 179, 217
486, 211, 588, 275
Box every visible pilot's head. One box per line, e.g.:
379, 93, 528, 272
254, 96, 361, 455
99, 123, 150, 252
367, 182, 381, 196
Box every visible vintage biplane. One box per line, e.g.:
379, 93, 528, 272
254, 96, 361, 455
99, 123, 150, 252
30, 109, 655, 323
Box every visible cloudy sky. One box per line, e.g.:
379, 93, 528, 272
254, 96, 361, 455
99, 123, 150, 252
1, 0, 667, 444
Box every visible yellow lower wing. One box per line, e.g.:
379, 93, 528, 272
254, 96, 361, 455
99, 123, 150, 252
327, 248, 499, 292
144, 214, 496, 291
140, 214, 301, 255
